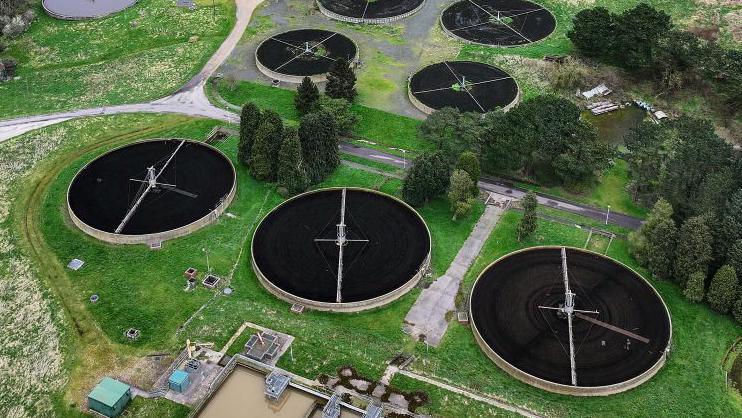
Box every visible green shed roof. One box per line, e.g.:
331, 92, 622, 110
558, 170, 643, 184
89, 377, 130, 407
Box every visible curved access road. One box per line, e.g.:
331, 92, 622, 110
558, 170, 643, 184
0, 0, 262, 142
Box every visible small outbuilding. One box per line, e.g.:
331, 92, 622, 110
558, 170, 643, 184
168, 369, 191, 393
87, 377, 131, 417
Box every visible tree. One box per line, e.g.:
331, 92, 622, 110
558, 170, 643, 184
238, 102, 262, 166
659, 118, 733, 220
712, 189, 742, 262
506, 96, 612, 184
733, 296, 742, 324
674, 215, 713, 286
295, 77, 320, 115
727, 240, 742, 278
248, 121, 280, 181
277, 128, 308, 195
325, 58, 356, 102
683, 271, 706, 302
401, 151, 450, 207
612, 3, 672, 72
448, 170, 475, 220
517, 192, 538, 241
456, 151, 481, 190
419, 108, 486, 160
707, 265, 738, 313
0, 0, 30, 17
298, 111, 339, 184
318, 96, 358, 136
567, 7, 615, 58
630, 199, 677, 280
624, 122, 670, 204
480, 110, 524, 174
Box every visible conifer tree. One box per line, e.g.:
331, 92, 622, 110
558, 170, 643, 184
707, 265, 738, 313
277, 128, 309, 195
683, 271, 706, 302
238, 102, 262, 165
325, 58, 357, 102
518, 192, 538, 241
295, 77, 320, 115
298, 111, 339, 183
674, 215, 713, 286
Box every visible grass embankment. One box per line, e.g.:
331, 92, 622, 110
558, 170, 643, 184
212, 80, 430, 155
515, 160, 648, 218
6, 114, 205, 416
26, 115, 488, 415
0, 0, 235, 118
407, 210, 742, 417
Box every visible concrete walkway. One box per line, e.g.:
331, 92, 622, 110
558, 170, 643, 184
404, 195, 510, 346
398, 370, 543, 418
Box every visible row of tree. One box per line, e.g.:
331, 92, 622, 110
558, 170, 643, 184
419, 96, 614, 185
631, 199, 742, 322
568, 3, 740, 110
237, 101, 340, 194
237, 59, 359, 195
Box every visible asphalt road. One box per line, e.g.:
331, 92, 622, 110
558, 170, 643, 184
0, 0, 642, 231
338, 143, 643, 230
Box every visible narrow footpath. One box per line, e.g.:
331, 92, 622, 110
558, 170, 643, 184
404, 194, 510, 346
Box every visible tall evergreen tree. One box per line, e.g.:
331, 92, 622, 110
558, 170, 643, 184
456, 151, 481, 193
641, 199, 678, 280
683, 271, 706, 302
325, 58, 357, 102
277, 128, 308, 195
518, 192, 538, 241
248, 121, 280, 181
707, 265, 738, 313
713, 189, 742, 262
727, 240, 742, 278
733, 296, 742, 324
238, 102, 262, 165
298, 111, 339, 183
317, 96, 358, 136
659, 117, 733, 219
567, 7, 615, 58
448, 169, 474, 220
674, 215, 713, 286
401, 151, 450, 207
295, 77, 320, 115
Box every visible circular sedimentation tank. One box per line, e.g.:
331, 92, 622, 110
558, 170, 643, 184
67, 139, 236, 245
469, 247, 672, 396
441, 0, 556, 47
43, 0, 139, 20
316, 0, 425, 23
251, 188, 431, 312
408, 61, 518, 114
255, 29, 358, 83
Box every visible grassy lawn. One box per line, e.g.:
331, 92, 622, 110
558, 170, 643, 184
0, 0, 235, 118
212, 79, 430, 155
17, 113, 488, 416
515, 159, 648, 218
408, 210, 742, 417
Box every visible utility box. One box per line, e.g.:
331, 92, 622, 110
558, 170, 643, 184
87, 377, 131, 418
168, 370, 191, 393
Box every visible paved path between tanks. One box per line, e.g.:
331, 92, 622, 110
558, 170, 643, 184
397, 369, 544, 418
404, 195, 510, 346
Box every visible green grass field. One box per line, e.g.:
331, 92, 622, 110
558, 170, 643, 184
0, 0, 235, 118
5, 113, 741, 416
12, 113, 486, 415
408, 210, 742, 417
